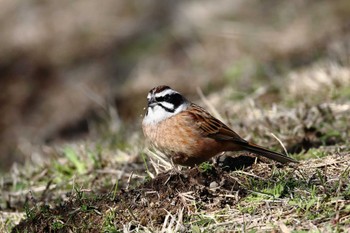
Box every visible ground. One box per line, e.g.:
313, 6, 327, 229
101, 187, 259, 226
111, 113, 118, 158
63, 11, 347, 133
8, 154, 350, 232
2, 62, 350, 232
1, 1, 350, 232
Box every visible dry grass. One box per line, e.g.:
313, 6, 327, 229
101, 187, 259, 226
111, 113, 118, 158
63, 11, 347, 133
1, 1, 350, 232
2, 59, 350, 232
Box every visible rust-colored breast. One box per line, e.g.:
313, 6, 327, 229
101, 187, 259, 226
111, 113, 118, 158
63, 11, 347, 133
142, 110, 230, 166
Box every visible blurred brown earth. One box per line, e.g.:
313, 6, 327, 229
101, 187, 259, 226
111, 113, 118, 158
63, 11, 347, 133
0, 0, 350, 169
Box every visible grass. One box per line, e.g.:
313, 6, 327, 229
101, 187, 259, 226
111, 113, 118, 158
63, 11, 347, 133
1, 60, 350, 233
198, 162, 214, 173
1, 1, 350, 232
2, 137, 350, 233
63, 147, 87, 175
233, 157, 350, 231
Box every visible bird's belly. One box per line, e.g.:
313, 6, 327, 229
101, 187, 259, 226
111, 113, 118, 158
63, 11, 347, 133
142, 117, 224, 166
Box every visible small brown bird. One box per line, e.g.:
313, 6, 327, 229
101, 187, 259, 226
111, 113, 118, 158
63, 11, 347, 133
142, 85, 297, 166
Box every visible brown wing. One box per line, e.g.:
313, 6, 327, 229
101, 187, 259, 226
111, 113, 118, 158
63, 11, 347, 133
185, 104, 298, 164
187, 103, 247, 143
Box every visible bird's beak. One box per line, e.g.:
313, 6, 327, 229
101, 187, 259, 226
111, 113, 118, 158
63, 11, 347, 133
148, 97, 157, 107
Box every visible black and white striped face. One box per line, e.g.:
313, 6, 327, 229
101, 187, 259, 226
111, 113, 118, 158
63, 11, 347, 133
143, 85, 189, 124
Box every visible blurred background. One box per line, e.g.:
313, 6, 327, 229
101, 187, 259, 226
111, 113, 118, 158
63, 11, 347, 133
1, 0, 350, 170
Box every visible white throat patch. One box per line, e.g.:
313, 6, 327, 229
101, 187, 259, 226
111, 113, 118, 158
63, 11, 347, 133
143, 101, 189, 125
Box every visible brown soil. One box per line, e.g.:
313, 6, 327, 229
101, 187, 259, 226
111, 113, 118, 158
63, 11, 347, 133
12, 158, 253, 232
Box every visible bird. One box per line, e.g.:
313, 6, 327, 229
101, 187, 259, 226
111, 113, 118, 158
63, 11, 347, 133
142, 85, 298, 167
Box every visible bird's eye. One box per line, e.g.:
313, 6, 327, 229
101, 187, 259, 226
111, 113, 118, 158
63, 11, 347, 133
163, 94, 171, 101
155, 94, 171, 102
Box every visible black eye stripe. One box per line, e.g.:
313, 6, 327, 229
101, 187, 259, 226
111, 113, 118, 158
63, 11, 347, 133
155, 94, 172, 102
155, 93, 182, 102
169, 93, 183, 108
151, 92, 185, 113
155, 95, 166, 102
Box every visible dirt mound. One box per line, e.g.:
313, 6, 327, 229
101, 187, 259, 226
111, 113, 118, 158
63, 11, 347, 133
12, 162, 246, 232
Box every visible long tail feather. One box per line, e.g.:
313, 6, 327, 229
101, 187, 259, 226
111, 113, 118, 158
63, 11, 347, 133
240, 142, 298, 164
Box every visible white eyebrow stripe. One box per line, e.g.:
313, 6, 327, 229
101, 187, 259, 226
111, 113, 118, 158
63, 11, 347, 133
160, 101, 174, 109
155, 89, 178, 97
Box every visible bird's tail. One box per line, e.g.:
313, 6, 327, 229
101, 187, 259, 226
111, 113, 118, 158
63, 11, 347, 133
239, 142, 298, 164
